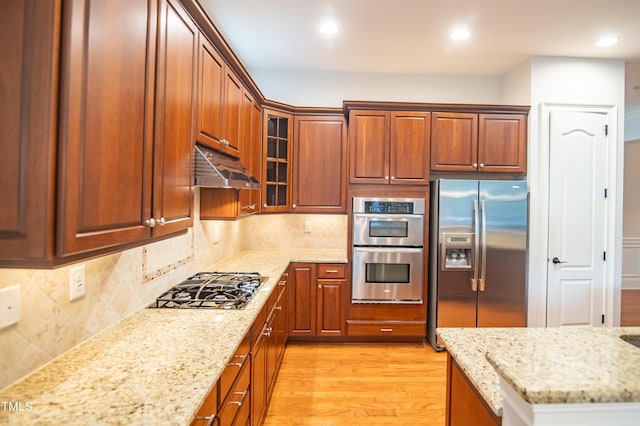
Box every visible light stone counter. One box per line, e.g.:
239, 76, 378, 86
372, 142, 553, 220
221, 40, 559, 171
437, 327, 640, 417
0, 249, 346, 425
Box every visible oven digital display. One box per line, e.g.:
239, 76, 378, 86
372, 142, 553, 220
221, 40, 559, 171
364, 201, 414, 214
365, 263, 410, 283
369, 220, 408, 238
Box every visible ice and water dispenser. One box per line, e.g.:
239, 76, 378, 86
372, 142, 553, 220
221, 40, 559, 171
440, 233, 474, 270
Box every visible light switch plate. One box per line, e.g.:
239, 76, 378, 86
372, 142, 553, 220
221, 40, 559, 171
0, 285, 21, 329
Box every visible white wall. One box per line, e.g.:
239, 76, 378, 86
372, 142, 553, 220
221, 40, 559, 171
525, 57, 626, 327
251, 69, 503, 107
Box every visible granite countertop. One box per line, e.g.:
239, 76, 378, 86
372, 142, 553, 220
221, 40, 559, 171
0, 249, 346, 425
437, 326, 640, 416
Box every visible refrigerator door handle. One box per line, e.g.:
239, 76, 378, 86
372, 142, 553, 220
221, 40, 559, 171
472, 200, 480, 292
479, 199, 487, 291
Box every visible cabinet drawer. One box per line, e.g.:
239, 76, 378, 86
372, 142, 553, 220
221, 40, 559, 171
192, 381, 218, 426
218, 360, 250, 426
218, 333, 250, 404
317, 264, 346, 279
346, 320, 426, 337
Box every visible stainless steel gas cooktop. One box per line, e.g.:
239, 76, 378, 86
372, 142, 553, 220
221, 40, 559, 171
151, 272, 265, 309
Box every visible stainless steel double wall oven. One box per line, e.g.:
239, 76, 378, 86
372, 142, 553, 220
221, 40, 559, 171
352, 197, 426, 303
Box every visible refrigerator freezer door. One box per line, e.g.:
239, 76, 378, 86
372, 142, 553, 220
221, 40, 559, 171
434, 179, 479, 331
477, 180, 528, 327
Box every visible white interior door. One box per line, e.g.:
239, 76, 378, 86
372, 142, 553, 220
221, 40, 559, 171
547, 110, 607, 327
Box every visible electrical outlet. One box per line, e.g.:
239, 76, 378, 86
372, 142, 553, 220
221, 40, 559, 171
304, 221, 312, 233
0, 285, 21, 329
69, 265, 86, 301
213, 227, 220, 244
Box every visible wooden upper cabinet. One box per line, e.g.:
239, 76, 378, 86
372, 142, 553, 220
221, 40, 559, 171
57, 0, 158, 256
262, 109, 293, 213
349, 110, 430, 185
293, 115, 347, 213
390, 111, 431, 184
238, 90, 262, 216
349, 110, 390, 184
153, 0, 197, 236
196, 34, 242, 158
0, 0, 59, 264
431, 112, 527, 174
478, 113, 527, 174
431, 112, 479, 172
197, 36, 224, 149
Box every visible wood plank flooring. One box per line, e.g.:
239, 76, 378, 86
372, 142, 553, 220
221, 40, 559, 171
263, 342, 447, 425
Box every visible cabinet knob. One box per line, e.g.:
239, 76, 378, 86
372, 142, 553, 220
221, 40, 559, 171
145, 218, 156, 228
384, 176, 389, 180
157, 217, 166, 226
263, 203, 268, 208
473, 163, 478, 168
390, 176, 395, 180
479, 163, 484, 168
292, 204, 297, 209
318, 284, 322, 289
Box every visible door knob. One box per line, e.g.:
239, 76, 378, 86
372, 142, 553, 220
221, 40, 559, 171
552, 257, 567, 264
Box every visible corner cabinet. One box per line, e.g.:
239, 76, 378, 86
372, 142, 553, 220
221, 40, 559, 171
348, 110, 430, 185
261, 109, 293, 212
292, 115, 347, 213
431, 112, 527, 174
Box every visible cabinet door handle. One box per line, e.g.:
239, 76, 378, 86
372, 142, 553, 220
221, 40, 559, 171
228, 390, 248, 406
292, 204, 297, 209
193, 414, 218, 426
473, 162, 478, 168
145, 218, 156, 228
384, 175, 389, 180
324, 269, 339, 273
479, 163, 484, 168
390, 176, 395, 180
380, 328, 393, 332
157, 217, 166, 226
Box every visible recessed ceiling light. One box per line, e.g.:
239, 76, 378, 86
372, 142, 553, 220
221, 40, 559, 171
595, 36, 619, 47
320, 21, 338, 35
451, 29, 470, 41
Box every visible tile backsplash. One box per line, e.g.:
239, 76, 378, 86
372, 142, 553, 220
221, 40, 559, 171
0, 206, 347, 389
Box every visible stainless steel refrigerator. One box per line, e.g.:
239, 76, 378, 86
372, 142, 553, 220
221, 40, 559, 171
427, 179, 528, 350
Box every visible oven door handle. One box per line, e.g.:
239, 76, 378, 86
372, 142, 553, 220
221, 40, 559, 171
353, 213, 422, 220
353, 246, 423, 253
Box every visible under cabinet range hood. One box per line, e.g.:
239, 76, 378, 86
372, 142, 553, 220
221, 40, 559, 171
194, 144, 260, 189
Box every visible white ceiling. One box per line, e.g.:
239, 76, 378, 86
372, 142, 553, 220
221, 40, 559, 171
199, 0, 640, 107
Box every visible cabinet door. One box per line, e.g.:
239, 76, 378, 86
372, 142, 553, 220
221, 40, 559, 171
0, 0, 59, 263
262, 110, 292, 212
251, 328, 267, 426
221, 68, 243, 157
447, 355, 501, 426
478, 113, 527, 174
390, 111, 431, 185
293, 115, 347, 213
288, 264, 316, 337
238, 90, 259, 216
153, 0, 196, 236
197, 35, 224, 150
317, 280, 344, 336
431, 112, 478, 172
57, 0, 157, 255
348, 110, 390, 184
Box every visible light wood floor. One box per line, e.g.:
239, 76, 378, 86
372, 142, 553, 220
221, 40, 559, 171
263, 342, 447, 425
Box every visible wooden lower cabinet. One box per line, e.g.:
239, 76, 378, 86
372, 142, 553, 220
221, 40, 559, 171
288, 263, 346, 338
251, 274, 288, 426
446, 354, 501, 426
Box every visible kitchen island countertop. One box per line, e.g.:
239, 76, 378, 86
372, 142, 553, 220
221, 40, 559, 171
437, 326, 640, 417
0, 249, 346, 425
